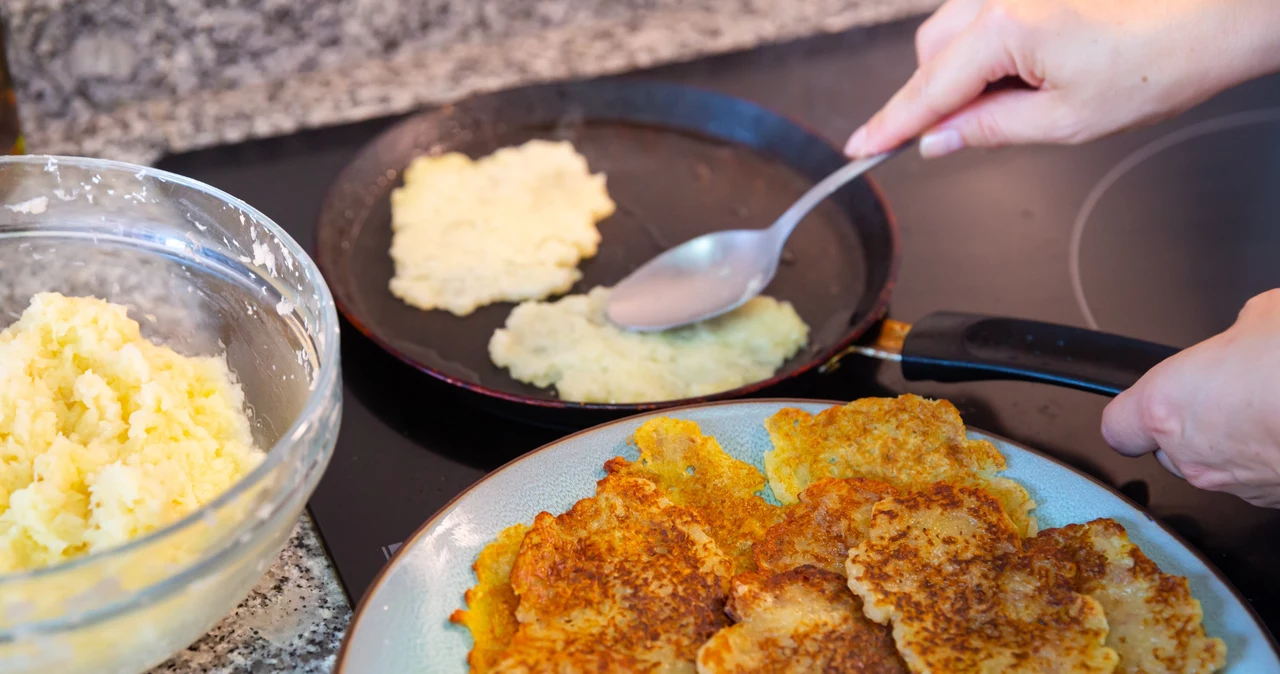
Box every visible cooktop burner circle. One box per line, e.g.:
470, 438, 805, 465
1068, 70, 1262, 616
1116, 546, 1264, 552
1070, 108, 1280, 347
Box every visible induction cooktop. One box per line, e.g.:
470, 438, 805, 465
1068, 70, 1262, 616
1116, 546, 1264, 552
156, 16, 1280, 633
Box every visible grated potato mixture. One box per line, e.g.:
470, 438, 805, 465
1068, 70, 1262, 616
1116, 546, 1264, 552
0, 293, 263, 573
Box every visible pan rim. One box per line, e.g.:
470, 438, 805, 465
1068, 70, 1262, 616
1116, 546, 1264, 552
314, 78, 901, 412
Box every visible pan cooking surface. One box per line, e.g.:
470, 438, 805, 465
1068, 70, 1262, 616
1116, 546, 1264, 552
315, 81, 894, 407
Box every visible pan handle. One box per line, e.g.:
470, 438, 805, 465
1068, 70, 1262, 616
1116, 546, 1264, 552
894, 312, 1179, 396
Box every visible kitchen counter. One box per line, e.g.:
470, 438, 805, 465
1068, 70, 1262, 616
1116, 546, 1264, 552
146, 515, 351, 673
134, 118, 369, 668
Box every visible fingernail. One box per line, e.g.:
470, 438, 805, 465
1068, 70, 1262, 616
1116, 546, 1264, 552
919, 129, 964, 158
844, 126, 868, 157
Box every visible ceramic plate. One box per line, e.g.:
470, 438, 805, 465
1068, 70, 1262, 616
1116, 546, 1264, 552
336, 400, 1279, 672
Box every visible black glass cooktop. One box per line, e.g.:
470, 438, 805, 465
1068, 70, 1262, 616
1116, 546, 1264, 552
156, 16, 1280, 633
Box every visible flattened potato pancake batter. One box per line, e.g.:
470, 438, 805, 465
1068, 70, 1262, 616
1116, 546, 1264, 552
764, 394, 1037, 536
489, 287, 808, 403
753, 477, 896, 576
1026, 519, 1226, 674
605, 417, 781, 573
389, 139, 615, 316
696, 566, 906, 674
498, 474, 732, 673
847, 484, 1119, 674
450, 523, 530, 673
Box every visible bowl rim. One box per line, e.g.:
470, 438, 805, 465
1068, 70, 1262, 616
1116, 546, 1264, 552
0, 156, 342, 593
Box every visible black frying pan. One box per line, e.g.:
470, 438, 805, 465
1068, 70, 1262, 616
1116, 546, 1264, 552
314, 79, 1177, 428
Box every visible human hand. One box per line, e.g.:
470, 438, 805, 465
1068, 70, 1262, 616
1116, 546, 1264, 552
1102, 290, 1280, 508
844, 0, 1280, 159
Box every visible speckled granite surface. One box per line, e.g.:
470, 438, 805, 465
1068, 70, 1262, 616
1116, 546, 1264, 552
3, 0, 940, 164
146, 514, 351, 674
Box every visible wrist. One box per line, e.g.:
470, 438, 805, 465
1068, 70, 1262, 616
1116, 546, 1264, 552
1145, 0, 1280, 115
1210, 0, 1280, 88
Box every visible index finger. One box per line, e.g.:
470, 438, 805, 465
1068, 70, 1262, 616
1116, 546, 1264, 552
916, 0, 988, 63
846, 18, 1015, 157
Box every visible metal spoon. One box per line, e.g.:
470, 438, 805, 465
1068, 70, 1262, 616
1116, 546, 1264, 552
605, 144, 908, 331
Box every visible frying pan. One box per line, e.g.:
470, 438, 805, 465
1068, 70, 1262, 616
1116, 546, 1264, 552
314, 79, 1178, 428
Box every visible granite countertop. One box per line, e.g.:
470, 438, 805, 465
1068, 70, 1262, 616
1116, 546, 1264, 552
147, 515, 352, 674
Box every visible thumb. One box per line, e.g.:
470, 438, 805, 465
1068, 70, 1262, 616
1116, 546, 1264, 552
919, 89, 1075, 158
1100, 377, 1162, 458
1100, 358, 1177, 457
1105, 378, 1191, 482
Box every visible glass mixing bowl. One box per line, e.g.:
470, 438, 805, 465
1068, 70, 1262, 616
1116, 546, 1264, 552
0, 156, 342, 673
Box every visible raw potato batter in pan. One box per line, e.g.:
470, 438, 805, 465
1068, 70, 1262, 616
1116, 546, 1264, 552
388, 139, 615, 316
488, 286, 809, 403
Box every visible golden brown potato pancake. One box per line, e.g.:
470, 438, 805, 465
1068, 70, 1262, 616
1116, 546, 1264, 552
753, 477, 896, 576
696, 565, 907, 674
496, 474, 732, 673
1026, 519, 1227, 674
450, 523, 529, 673
605, 417, 782, 573
847, 483, 1119, 673
764, 394, 1037, 536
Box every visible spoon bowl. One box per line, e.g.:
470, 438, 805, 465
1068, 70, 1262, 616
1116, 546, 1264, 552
606, 146, 906, 331
605, 228, 783, 331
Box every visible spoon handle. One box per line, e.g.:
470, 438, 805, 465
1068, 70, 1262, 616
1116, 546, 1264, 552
769, 143, 910, 242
